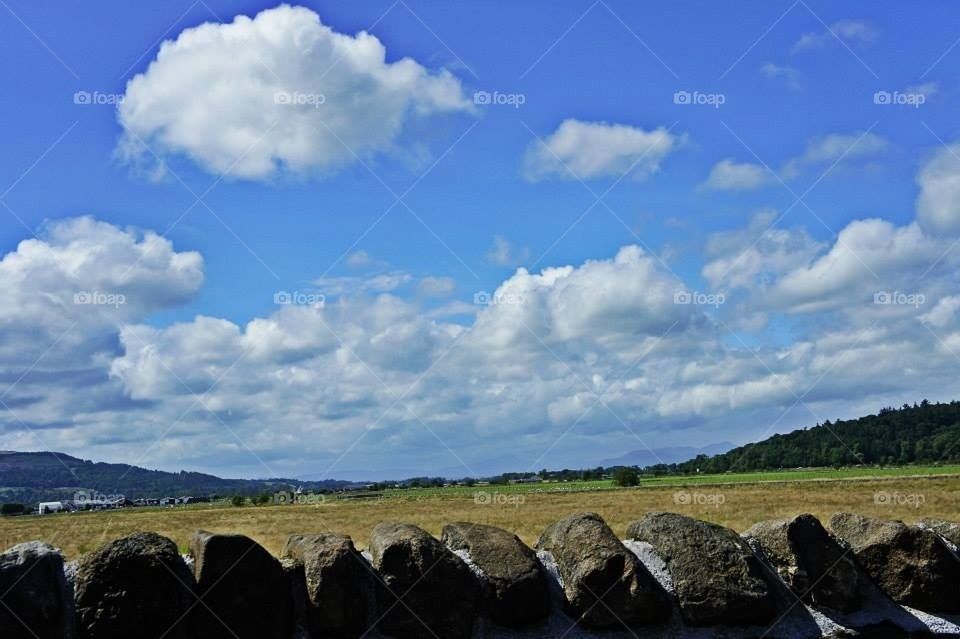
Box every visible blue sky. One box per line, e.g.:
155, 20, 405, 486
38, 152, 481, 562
1, 1, 959, 480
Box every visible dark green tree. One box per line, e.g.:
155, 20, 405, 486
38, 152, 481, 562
613, 467, 639, 487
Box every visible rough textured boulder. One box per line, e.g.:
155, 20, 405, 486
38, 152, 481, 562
920, 518, 960, 549
282, 533, 370, 638
369, 522, 478, 639
441, 522, 550, 628
0, 542, 73, 639
626, 512, 775, 626
745, 514, 862, 612
189, 531, 293, 639
535, 512, 666, 629
829, 513, 960, 613
74, 532, 193, 639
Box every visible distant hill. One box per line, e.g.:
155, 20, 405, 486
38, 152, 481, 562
599, 442, 733, 468
0, 451, 355, 505
666, 401, 960, 475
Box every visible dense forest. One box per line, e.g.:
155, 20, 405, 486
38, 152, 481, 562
656, 400, 960, 475
472, 401, 960, 483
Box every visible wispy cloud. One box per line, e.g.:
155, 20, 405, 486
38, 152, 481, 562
486, 235, 530, 267
792, 19, 878, 53
782, 131, 888, 178
702, 159, 772, 192
760, 62, 801, 90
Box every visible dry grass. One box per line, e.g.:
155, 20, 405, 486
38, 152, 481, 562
2, 475, 957, 559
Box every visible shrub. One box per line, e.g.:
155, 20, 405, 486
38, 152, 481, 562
612, 467, 639, 487
0, 503, 25, 516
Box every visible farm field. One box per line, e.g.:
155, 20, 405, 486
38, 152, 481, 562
388, 464, 960, 497
2, 467, 958, 559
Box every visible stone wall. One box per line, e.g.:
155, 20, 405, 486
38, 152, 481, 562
1, 511, 959, 638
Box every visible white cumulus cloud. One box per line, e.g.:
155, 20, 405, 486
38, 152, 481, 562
0, 217, 203, 444
523, 119, 679, 181
118, 4, 473, 180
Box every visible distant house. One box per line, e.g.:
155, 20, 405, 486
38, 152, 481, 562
38, 502, 72, 514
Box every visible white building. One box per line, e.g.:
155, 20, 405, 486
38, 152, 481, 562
38, 502, 68, 514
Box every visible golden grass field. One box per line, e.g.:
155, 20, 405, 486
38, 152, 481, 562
1, 474, 957, 559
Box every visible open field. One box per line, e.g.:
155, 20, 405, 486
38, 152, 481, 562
2, 468, 958, 559
385, 464, 960, 497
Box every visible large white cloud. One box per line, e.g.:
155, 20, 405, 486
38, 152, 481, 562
0, 217, 202, 358
470, 246, 692, 349
118, 4, 473, 180
767, 219, 941, 313
523, 119, 679, 181
704, 213, 956, 317
0, 218, 203, 450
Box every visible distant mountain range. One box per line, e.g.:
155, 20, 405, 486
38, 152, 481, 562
0, 451, 356, 505
598, 443, 734, 468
